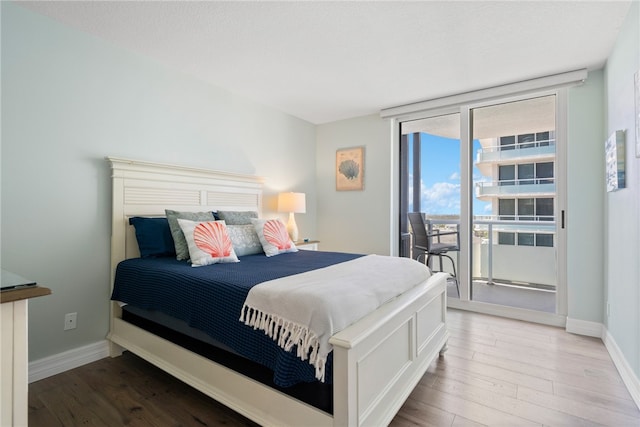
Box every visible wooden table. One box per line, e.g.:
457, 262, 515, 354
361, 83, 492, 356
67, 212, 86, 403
1, 286, 51, 426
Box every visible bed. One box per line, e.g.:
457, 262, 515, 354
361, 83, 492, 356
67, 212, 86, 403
106, 156, 449, 427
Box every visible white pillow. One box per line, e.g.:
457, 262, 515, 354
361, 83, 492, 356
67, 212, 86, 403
251, 218, 298, 257
177, 219, 239, 266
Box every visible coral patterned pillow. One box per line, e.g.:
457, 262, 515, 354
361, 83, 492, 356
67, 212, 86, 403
177, 219, 239, 266
251, 218, 298, 257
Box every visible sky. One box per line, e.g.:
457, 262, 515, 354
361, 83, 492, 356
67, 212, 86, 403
407, 132, 491, 216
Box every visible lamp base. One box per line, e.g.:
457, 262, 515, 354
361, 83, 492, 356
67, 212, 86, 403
287, 212, 299, 242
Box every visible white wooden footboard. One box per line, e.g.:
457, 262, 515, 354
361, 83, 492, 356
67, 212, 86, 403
331, 272, 448, 426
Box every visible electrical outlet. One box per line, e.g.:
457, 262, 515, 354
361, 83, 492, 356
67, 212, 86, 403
64, 312, 77, 330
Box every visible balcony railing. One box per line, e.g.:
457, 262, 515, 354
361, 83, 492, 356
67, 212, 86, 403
472, 219, 556, 286
422, 217, 556, 288
475, 178, 555, 197
476, 140, 556, 164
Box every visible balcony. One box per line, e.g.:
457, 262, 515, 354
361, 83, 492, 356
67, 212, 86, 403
476, 140, 556, 175
475, 178, 555, 200
410, 218, 556, 313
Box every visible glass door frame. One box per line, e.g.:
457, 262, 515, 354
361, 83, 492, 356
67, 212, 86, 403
394, 89, 568, 326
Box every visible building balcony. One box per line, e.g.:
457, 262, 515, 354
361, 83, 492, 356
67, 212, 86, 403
475, 179, 555, 200
475, 142, 556, 176
409, 218, 556, 313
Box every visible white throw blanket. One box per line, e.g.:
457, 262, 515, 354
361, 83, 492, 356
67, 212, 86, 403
239, 255, 431, 381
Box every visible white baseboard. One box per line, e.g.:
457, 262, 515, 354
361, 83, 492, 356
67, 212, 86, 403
565, 317, 603, 337
567, 319, 639, 409
29, 340, 110, 383
602, 329, 640, 410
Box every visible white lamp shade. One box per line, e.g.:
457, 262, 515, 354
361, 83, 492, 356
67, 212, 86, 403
278, 192, 306, 213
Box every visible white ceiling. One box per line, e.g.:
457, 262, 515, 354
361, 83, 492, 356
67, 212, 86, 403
17, 0, 633, 124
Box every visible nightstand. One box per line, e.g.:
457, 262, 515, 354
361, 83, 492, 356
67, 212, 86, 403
295, 240, 319, 250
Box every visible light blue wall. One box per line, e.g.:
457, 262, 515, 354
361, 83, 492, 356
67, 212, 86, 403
604, 1, 640, 379
1, 2, 317, 360
316, 115, 392, 255
566, 70, 605, 323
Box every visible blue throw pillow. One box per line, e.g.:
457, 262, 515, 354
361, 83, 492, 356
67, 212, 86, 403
129, 217, 176, 258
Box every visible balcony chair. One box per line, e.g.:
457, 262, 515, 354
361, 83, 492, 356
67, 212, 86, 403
408, 212, 460, 296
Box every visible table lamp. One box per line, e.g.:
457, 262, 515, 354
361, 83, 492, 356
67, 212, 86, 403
277, 192, 306, 241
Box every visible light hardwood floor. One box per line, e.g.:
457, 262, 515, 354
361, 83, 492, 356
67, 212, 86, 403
29, 309, 640, 426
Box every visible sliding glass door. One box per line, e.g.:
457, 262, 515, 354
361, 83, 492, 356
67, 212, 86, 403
470, 95, 558, 313
399, 92, 565, 319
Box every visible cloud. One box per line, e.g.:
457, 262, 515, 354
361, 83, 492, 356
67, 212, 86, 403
408, 174, 491, 216
449, 172, 460, 180
424, 181, 459, 201
422, 181, 460, 213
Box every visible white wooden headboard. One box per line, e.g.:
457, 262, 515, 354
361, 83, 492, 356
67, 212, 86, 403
107, 156, 264, 282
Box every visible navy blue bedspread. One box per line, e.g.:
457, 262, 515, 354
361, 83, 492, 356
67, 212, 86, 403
112, 250, 362, 387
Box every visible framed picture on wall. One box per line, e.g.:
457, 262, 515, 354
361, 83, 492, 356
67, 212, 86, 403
336, 146, 364, 191
605, 130, 626, 192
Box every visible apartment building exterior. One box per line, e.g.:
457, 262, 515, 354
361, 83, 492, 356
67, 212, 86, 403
473, 130, 557, 288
